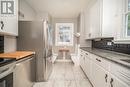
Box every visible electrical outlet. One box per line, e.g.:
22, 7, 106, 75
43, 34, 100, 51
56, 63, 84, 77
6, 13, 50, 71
107, 42, 112, 46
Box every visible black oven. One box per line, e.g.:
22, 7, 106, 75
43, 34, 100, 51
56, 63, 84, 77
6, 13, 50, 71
0, 59, 15, 87
0, 73, 13, 87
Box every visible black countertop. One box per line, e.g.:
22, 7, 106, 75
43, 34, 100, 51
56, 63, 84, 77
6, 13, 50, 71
0, 58, 16, 67
80, 47, 130, 69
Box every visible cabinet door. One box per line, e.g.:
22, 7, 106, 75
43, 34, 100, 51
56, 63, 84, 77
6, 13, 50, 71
84, 55, 91, 79
109, 74, 129, 87
84, 0, 100, 39
91, 61, 109, 87
80, 52, 85, 70
1, 17, 18, 36
84, 8, 91, 39
0, 0, 18, 36
102, 0, 123, 37
89, 0, 101, 38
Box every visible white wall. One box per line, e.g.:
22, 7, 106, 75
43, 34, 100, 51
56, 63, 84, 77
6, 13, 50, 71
19, 0, 36, 21
4, 36, 17, 53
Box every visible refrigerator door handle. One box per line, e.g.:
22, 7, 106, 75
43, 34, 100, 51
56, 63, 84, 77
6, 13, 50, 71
43, 20, 48, 50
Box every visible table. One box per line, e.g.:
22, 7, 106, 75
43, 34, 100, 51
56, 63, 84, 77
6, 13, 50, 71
59, 48, 69, 60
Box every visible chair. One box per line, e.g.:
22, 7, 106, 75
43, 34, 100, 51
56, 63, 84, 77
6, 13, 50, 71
70, 44, 80, 66
52, 50, 58, 63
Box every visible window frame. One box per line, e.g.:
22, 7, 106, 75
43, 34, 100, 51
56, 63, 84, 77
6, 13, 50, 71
124, 0, 130, 38
55, 23, 74, 46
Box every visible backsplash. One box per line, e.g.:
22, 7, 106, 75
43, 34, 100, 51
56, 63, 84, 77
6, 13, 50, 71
0, 36, 4, 53
92, 38, 130, 55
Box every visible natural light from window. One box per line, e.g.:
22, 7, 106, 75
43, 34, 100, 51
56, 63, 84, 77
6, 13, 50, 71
55, 23, 74, 46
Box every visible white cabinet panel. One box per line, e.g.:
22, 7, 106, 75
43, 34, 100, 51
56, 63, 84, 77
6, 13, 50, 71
85, 0, 100, 39
101, 0, 123, 37
0, 0, 18, 36
91, 61, 109, 87
89, 0, 101, 38
80, 50, 85, 71
109, 74, 129, 87
80, 49, 129, 87
1, 17, 18, 36
84, 54, 91, 79
90, 54, 110, 71
84, 0, 123, 39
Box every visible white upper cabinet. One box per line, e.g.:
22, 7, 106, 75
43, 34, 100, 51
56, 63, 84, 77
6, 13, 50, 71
85, 0, 101, 39
85, 0, 123, 39
0, 0, 18, 36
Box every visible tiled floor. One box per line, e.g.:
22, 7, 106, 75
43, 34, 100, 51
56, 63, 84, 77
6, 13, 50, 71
33, 62, 92, 87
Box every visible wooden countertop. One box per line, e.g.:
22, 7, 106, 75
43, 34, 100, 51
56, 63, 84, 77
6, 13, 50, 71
0, 51, 35, 60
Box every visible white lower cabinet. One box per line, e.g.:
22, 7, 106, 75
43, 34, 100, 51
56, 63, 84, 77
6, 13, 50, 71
91, 61, 108, 87
80, 51, 85, 71
84, 54, 91, 79
80, 49, 129, 87
109, 74, 129, 87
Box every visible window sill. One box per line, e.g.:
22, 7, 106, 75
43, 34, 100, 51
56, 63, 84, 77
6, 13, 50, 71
113, 39, 130, 44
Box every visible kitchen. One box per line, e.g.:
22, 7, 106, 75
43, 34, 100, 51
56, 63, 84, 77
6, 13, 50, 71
0, 0, 130, 87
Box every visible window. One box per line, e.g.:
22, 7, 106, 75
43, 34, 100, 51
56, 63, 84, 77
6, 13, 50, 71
125, 0, 130, 36
126, 13, 130, 36
55, 23, 74, 46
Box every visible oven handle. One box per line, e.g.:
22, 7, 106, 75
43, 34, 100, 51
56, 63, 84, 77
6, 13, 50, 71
0, 66, 15, 79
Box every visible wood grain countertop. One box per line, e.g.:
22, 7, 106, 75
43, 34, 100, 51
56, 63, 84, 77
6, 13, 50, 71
0, 51, 35, 60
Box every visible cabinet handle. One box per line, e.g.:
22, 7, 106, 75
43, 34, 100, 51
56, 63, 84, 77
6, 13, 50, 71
105, 74, 108, 82
96, 58, 101, 62
83, 57, 85, 60
89, 33, 91, 37
0, 21, 4, 30
86, 53, 88, 55
110, 78, 114, 87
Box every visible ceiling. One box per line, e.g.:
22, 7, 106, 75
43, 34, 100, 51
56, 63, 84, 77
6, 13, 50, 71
25, 0, 89, 18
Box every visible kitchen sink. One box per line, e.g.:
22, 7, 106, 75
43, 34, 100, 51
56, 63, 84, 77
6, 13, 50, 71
120, 59, 130, 63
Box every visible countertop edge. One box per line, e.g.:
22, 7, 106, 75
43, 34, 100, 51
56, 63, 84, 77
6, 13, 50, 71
16, 54, 35, 61
80, 47, 130, 69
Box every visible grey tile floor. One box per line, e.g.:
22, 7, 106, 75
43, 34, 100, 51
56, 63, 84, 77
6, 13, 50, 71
33, 62, 92, 87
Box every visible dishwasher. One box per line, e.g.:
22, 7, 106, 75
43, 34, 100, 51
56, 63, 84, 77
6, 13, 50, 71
14, 55, 36, 87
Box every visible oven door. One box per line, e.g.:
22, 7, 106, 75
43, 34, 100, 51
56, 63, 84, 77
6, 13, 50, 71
0, 73, 13, 87
0, 62, 15, 87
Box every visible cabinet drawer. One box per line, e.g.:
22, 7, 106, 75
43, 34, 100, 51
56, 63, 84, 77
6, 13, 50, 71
90, 54, 110, 71
110, 62, 130, 86
84, 51, 90, 58
80, 49, 85, 54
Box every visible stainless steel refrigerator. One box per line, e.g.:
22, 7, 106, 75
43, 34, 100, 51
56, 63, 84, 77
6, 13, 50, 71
17, 20, 53, 82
